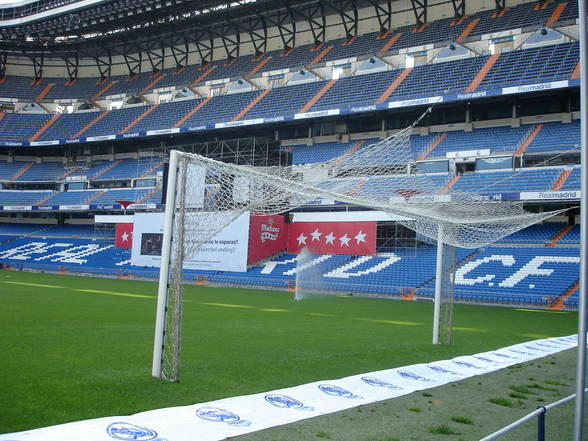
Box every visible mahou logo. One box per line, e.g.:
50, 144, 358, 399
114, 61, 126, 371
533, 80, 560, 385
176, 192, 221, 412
260, 218, 281, 242
248, 214, 288, 265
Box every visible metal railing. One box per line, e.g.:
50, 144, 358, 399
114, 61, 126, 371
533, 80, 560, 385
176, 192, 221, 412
480, 388, 588, 441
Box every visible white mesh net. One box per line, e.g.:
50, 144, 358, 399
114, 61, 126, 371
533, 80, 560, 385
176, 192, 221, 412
156, 118, 563, 381
175, 124, 559, 255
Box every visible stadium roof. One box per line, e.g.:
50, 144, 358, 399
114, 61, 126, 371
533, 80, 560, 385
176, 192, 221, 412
0, 0, 471, 56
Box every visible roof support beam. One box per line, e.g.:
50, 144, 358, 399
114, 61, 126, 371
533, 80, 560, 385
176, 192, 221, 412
215, 21, 241, 61
144, 40, 165, 73
367, 0, 393, 34
240, 15, 268, 57
265, 6, 296, 51
169, 36, 189, 70
410, 0, 428, 26
122, 51, 142, 76
185, 29, 214, 66
324, 0, 358, 39
296, 3, 326, 45
93, 49, 112, 80
451, 0, 465, 19
63, 53, 79, 81
29, 53, 44, 81
0, 52, 7, 79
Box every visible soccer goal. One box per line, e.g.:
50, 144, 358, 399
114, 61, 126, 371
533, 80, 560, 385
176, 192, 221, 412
152, 116, 562, 382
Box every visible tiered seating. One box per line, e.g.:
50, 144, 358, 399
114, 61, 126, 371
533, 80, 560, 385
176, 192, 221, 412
141, 188, 163, 204
99, 73, 163, 97
0, 1, 576, 106
308, 56, 487, 112
45, 78, 106, 100
478, 41, 579, 90
0, 160, 29, 180
289, 120, 582, 166
40, 190, 102, 206
290, 140, 357, 164
205, 57, 259, 82
387, 17, 471, 52
0, 229, 578, 307
0, 76, 50, 100
307, 69, 403, 111
390, 57, 487, 99
497, 222, 566, 244
450, 167, 562, 193
38, 111, 102, 141
0, 190, 52, 205
560, 165, 580, 190
454, 246, 579, 305
125, 99, 203, 133
0, 223, 51, 237
177, 89, 263, 127
430, 125, 529, 158
12, 186, 161, 207
16, 162, 66, 181
81, 105, 150, 138
154, 65, 206, 90
69, 160, 114, 179
93, 158, 163, 181
90, 188, 158, 205
525, 120, 581, 154
31, 224, 102, 237
261, 46, 319, 74
472, 1, 577, 37
243, 81, 327, 120
323, 35, 385, 62
559, 225, 580, 245
0, 113, 51, 142
0, 39, 579, 143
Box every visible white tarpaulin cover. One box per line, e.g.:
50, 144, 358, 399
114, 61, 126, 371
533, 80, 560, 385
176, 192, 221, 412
1, 335, 578, 441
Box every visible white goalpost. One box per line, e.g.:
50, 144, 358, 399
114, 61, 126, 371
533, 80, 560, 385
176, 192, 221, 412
152, 117, 564, 382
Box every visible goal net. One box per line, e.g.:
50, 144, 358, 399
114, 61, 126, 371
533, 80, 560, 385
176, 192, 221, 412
153, 117, 562, 381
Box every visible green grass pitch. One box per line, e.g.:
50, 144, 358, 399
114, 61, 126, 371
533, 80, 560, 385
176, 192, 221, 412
0, 270, 577, 434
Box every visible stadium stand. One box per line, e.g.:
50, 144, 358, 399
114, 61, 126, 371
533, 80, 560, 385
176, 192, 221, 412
496, 223, 567, 244
449, 167, 563, 193
525, 120, 581, 154
17, 161, 67, 181
0, 160, 31, 180
477, 42, 579, 90
0, 190, 53, 205
288, 121, 581, 166
0, 39, 581, 144
0, 0, 581, 313
0, 112, 52, 142
0, 220, 579, 308
38, 111, 103, 141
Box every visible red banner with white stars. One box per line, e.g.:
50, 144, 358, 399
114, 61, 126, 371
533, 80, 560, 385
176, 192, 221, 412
288, 221, 376, 255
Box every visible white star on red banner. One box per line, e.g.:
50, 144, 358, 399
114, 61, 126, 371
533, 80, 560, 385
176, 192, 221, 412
310, 229, 322, 241
339, 233, 351, 247
296, 233, 307, 245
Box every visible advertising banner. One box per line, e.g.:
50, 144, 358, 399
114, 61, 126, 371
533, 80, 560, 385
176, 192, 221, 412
519, 190, 581, 200
131, 212, 250, 272
247, 215, 288, 264
288, 221, 376, 255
